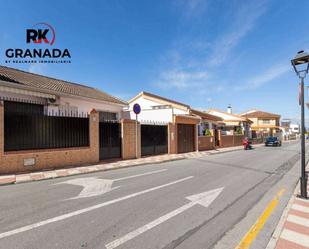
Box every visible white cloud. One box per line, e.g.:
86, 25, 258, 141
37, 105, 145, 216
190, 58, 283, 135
235, 63, 290, 91
174, 0, 208, 18
208, 1, 268, 66
154, 0, 271, 104
155, 69, 209, 90
28, 64, 48, 75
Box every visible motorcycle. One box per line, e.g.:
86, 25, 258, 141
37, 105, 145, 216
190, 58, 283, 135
242, 138, 252, 150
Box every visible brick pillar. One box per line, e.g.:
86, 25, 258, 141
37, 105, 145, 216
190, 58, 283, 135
218, 129, 222, 147
121, 119, 141, 159
89, 109, 99, 163
168, 122, 177, 154
210, 129, 215, 148
0, 101, 3, 164
195, 124, 199, 152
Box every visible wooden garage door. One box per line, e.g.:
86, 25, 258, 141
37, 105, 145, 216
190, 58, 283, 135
177, 124, 195, 153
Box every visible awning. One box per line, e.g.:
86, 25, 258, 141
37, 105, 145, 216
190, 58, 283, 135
0, 83, 56, 100
174, 114, 200, 124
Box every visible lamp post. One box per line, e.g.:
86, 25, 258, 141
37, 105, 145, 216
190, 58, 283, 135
291, 50, 309, 199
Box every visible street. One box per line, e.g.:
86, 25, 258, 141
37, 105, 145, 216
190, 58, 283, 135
0, 141, 302, 249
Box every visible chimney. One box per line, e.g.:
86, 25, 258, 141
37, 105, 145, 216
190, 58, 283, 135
227, 104, 232, 114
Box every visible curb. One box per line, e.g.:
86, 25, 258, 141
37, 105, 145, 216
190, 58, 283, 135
265, 182, 299, 249
0, 175, 16, 185
4, 156, 186, 185
0, 142, 279, 186
265, 160, 309, 249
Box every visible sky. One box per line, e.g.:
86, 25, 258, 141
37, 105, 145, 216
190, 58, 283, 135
1, 0, 309, 123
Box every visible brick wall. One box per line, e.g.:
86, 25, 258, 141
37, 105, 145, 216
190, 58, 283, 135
0, 103, 99, 174
220, 134, 244, 148
198, 136, 215, 151
168, 122, 177, 154
233, 134, 245, 146
121, 119, 141, 159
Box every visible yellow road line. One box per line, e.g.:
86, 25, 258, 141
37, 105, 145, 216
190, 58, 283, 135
235, 188, 285, 249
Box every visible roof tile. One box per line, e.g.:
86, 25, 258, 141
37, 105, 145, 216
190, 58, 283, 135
0, 66, 127, 105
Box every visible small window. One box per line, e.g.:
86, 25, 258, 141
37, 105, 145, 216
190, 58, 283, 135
99, 111, 117, 121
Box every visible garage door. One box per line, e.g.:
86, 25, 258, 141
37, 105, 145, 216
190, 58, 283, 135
141, 124, 168, 156
99, 121, 122, 160
177, 124, 195, 153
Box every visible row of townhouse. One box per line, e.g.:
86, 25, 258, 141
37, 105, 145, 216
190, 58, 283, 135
0, 66, 281, 174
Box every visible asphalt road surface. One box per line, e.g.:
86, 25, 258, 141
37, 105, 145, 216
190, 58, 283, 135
0, 141, 303, 249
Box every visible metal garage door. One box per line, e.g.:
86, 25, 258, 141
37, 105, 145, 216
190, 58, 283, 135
141, 124, 168, 156
177, 124, 195, 153
99, 121, 121, 160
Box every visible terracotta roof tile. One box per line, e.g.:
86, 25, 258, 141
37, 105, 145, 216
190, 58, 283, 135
0, 66, 127, 105
191, 109, 223, 121
130, 91, 190, 109
241, 110, 280, 118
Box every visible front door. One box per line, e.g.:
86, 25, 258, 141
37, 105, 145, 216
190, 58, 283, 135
177, 124, 195, 153
99, 121, 121, 160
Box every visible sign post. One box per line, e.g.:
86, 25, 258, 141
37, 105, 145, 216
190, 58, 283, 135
133, 103, 141, 158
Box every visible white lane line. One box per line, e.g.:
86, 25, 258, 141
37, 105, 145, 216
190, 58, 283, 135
105, 187, 223, 249
0, 176, 193, 240
291, 204, 309, 213
113, 169, 168, 181
106, 201, 196, 249
287, 214, 309, 228
280, 229, 309, 247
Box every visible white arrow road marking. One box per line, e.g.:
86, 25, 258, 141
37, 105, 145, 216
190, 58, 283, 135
57, 169, 168, 199
62, 178, 116, 199
0, 176, 193, 240
105, 187, 224, 249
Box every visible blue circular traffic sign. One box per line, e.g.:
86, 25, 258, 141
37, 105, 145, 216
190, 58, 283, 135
133, 103, 141, 115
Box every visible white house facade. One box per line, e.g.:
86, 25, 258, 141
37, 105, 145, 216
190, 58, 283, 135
0, 66, 127, 120
125, 91, 200, 154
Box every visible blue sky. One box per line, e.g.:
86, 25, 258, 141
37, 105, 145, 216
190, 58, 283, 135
1, 0, 309, 123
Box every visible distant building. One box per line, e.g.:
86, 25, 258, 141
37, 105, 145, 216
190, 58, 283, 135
281, 119, 300, 135
207, 107, 252, 136
241, 109, 281, 138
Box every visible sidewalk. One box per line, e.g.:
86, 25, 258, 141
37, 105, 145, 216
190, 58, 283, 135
271, 177, 309, 249
0, 144, 263, 185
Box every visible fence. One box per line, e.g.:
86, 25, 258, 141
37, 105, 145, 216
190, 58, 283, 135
220, 134, 244, 147
4, 101, 89, 152
198, 136, 215, 151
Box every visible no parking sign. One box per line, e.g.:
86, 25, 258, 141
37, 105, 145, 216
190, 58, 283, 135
133, 103, 141, 159
133, 103, 141, 115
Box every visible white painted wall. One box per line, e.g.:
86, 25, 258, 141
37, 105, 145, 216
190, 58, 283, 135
290, 124, 300, 133
126, 108, 174, 123
208, 110, 243, 121
61, 96, 124, 116
0, 90, 126, 119
127, 95, 189, 122
0, 91, 46, 103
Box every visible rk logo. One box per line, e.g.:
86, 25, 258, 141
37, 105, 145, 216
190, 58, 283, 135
26, 23, 55, 45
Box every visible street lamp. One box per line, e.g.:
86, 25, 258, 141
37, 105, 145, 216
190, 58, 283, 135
291, 50, 309, 199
